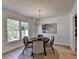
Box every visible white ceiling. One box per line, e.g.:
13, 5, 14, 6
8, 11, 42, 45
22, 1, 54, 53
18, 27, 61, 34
3, 0, 76, 18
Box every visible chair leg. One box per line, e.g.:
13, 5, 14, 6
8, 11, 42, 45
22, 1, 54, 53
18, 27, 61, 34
22, 48, 26, 55
31, 52, 33, 56
50, 45, 55, 54
25, 47, 27, 51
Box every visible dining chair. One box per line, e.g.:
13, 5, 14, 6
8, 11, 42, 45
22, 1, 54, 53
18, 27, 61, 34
38, 34, 43, 37
22, 36, 32, 55
45, 36, 55, 54
31, 37, 38, 41
32, 40, 44, 59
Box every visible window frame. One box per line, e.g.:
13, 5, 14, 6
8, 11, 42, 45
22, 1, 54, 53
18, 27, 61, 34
7, 18, 29, 42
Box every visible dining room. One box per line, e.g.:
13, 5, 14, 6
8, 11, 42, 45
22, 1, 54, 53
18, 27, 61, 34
2, 0, 77, 59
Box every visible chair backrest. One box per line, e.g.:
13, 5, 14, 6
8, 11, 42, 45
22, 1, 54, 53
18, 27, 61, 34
23, 36, 28, 46
31, 37, 38, 41
33, 40, 44, 54
38, 34, 43, 37
50, 36, 54, 45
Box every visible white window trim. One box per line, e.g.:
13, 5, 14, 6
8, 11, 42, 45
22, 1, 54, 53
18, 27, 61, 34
7, 19, 29, 42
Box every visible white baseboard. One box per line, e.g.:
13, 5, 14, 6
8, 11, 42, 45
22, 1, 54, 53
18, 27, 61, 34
54, 42, 70, 47
2, 44, 24, 54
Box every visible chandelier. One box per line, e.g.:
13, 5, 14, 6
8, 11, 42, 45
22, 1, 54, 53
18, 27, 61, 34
38, 9, 41, 20
36, 9, 41, 24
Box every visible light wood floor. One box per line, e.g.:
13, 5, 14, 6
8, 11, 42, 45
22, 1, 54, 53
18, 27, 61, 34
54, 45, 77, 59
2, 45, 77, 59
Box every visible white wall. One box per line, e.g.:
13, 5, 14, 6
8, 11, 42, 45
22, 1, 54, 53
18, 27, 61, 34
37, 2, 77, 49
70, 2, 77, 52
37, 15, 71, 46
2, 8, 36, 53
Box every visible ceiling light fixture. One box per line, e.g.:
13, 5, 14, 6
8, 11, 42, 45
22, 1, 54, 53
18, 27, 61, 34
38, 9, 41, 20
34, 9, 41, 24
36, 9, 42, 24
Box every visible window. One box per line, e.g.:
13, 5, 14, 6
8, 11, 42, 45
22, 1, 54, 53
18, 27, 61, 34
7, 19, 20, 42
7, 19, 29, 42
21, 22, 29, 39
